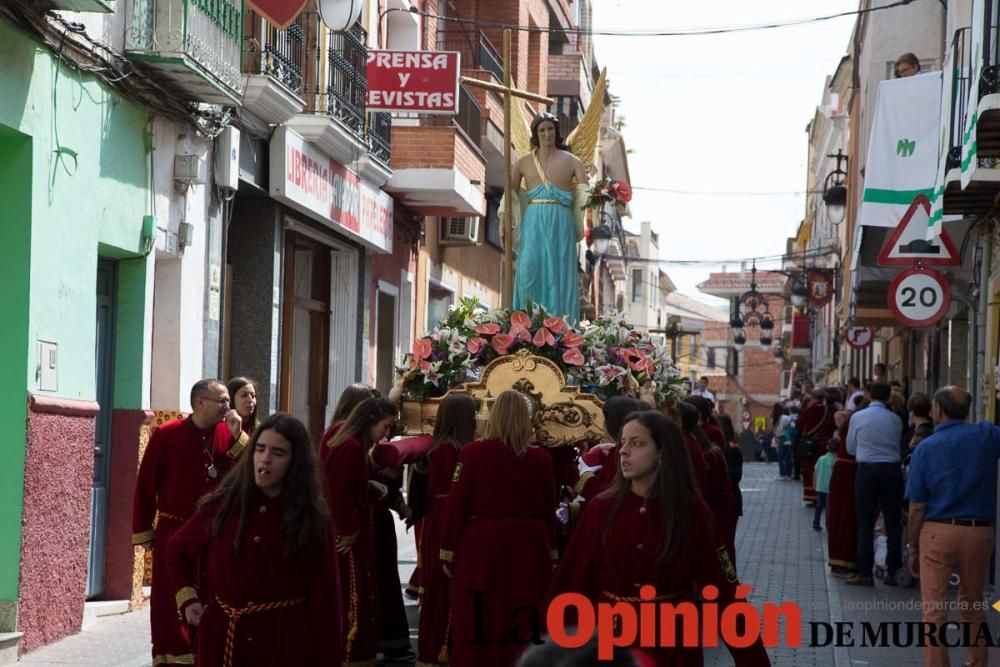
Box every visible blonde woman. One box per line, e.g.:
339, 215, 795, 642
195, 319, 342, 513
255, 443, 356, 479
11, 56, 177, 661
439, 390, 557, 667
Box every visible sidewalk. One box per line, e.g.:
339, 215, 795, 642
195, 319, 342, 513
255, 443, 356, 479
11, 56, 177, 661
17, 463, 999, 666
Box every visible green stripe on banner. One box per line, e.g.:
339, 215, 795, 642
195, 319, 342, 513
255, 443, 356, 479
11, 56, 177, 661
963, 111, 978, 144
861, 188, 934, 204
961, 142, 979, 171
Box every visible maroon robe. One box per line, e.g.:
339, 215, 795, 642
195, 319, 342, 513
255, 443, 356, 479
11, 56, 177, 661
826, 435, 858, 570
417, 442, 462, 664
795, 403, 835, 504
166, 490, 341, 666
687, 434, 734, 562
547, 493, 771, 666
321, 434, 378, 664
440, 439, 558, 667
132, 417, 246, 665
369, 453, 411, 654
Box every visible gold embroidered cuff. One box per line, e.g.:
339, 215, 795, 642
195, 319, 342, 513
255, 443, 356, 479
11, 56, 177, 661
336, 533, 358, 548
569, 501, 583, 520
175, 586, 198, 611
573, 471, 595, 496
439, 549, 454, 563
132, 529, 154, 545
227, 431, 250, 459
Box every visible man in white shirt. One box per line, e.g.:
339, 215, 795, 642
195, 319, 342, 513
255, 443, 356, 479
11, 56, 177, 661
846, 377, 865, 412
691, 376, 715, 404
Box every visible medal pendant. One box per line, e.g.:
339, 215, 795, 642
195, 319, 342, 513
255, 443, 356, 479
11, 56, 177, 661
207, 464, 218, 479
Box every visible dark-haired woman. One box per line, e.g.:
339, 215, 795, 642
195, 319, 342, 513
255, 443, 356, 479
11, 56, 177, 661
226, 376, 259, 440
319, 383, 377, 449
167, 413, 341, 666
547, 411, 770, 665
827, 410, 857, 576
417, 393, 481, 665
718, 413, 745, 538
796, 390, 837, 505
440, 390, 558, 667
322, 396, 398, 664
679, 400, 735, 562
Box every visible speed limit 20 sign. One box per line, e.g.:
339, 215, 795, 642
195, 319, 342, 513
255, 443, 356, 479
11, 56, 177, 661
887, 266, 951, 328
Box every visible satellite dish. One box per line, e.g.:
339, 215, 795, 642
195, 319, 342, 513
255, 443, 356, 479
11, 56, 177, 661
318, 0, 363, 31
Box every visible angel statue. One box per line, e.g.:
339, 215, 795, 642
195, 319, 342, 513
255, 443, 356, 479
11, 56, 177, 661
503, 70, 607, 323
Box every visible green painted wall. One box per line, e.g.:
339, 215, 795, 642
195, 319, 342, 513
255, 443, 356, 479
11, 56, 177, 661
0, 130, 32, 604
0, 18, 151, 604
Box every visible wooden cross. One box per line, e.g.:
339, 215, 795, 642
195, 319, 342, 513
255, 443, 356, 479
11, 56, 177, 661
461, 29, 554, 308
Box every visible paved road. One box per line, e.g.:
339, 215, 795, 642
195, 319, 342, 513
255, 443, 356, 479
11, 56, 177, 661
16, 463, 999, 666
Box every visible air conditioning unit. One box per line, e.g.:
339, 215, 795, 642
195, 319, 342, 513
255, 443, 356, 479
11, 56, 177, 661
439, 217, 479, 245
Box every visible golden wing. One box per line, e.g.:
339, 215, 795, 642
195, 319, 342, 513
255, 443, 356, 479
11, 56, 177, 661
566, 68, 607, 169
510, 101, 533, 158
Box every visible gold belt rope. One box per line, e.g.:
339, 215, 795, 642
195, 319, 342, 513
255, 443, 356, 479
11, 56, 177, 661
156, 510, 189, 523
601, 589, 685, 603
214, 595, 305, 667
345, 550, 359, 658
528, 199, 565, 205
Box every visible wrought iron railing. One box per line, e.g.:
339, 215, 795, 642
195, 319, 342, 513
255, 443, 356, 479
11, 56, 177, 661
326, 21, 368, 133
550, 95, 582, 138
437, 29, 503, 81
421, 82, 482, 147
947, 27, 971, 170
368, 111, 392, 164
125, 0, 244, 97
244, 10, 305, 94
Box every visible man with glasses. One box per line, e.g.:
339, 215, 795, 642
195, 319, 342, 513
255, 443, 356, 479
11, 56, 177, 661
132, 379, 249, 666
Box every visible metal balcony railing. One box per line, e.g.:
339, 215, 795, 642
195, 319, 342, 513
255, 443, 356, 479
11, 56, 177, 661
327, 21, 368, 134
368, 111, 392, 164
422, 83, 483, 147
437, 29, 504, 81
244, 10, 305, 95
946, 27, 971, 170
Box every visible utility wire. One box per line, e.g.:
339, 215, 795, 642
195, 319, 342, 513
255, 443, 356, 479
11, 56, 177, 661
388, 0, 915, 37
633, 186, 822, 197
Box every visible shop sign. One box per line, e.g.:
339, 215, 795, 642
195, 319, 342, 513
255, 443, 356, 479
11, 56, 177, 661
366, 50, 460, 114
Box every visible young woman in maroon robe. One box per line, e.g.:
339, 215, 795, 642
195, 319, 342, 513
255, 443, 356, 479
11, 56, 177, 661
826, 410, 858, 575
320, 383, 378, 449
226, 376, 259, 439
679, 400, 735, 563
547, 411, 771, 666
440, 390, 558, 667
167, 413, 341, 667
417, 393, 482, 665
322, 396, 397, 665
795, 390, 837, 505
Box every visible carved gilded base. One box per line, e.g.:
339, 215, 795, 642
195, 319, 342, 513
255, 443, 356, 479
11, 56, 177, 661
400, 350, 606, 447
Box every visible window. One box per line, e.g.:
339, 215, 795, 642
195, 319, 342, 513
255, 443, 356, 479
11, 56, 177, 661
485, 196, 502, 248
631, 269, 643, 303
727, 349, 739, 376
707, 347, 717, 369
427, 283, 454, 331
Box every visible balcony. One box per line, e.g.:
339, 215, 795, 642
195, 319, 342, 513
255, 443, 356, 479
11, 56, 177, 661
242, 10, 306, 124
124, 0, 243, 104
44, 0, 114, 12
437, 30, 503, 82
286, 17, 391, 185
384, 83, 486, 216
942, 18, 1000, 215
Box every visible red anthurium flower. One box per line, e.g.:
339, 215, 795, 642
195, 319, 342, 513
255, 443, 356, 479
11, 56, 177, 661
533, 327, 555, 348
510, 311, 532, 330
492, 333, 514, 355
413, 338, 433, 360
467, 337, 487, 355
616, 180, 633, 203
562, 348, 585, 366
475, 323, 501, 335
561, 331, 585, 348
544, 316, 567, 334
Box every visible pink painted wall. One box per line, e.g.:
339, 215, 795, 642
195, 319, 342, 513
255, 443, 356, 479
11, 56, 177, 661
18, 395, 98, 653
103, 409, 153, 602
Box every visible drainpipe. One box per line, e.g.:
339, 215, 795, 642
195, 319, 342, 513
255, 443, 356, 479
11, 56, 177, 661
975, 229, 992, 420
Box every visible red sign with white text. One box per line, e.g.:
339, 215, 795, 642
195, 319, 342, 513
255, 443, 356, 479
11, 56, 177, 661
366, 50, 460, 114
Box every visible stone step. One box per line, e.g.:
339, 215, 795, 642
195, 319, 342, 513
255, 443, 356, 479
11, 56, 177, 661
0, 632, 23, 666
81, 600, 129, 631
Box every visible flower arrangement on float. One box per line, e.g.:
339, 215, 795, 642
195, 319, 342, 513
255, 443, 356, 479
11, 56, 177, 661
581, 177, 632, 211
396, 298, 686, 406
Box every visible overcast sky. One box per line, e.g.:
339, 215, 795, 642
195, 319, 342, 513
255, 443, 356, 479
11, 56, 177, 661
591, 0, 858, 306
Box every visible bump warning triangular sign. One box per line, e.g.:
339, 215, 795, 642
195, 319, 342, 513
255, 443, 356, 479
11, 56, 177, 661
877, 194, 959, 267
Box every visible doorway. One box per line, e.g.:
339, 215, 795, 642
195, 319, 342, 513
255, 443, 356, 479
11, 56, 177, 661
88, 259, 116, 598
375, 288, 397, 396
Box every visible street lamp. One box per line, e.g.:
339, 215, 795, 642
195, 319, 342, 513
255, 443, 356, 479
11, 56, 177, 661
730, 262, 774, 347
790, 277, 809, 308
733, 329, 747, 351
319, 0, 363, 30
822, 149, 848, 225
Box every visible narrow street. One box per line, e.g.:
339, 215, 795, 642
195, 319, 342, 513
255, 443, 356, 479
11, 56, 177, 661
18, 462, 997, 666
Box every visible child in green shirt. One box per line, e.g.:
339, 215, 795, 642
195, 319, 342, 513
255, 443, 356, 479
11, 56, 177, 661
813, 440, 837, 531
